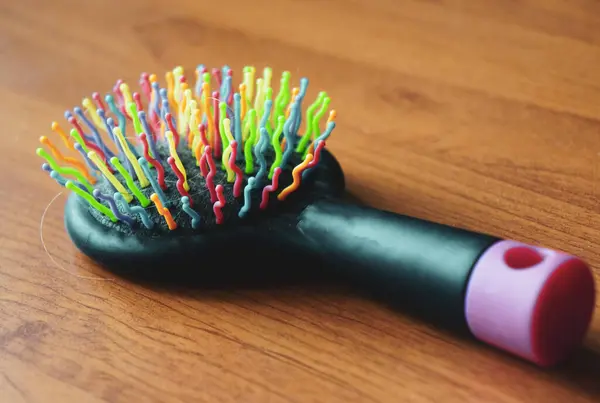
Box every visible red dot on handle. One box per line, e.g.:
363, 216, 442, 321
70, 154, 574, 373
503, 246, 544, 269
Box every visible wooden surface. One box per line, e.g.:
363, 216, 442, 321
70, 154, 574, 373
1, 0, 600, 401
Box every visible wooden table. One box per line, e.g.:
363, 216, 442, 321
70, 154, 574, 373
1, 0, 600, 401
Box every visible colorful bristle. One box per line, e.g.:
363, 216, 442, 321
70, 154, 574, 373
36, 147, 94, 192
65, 181, 116, 221
165, 131, 188, 190
139, 133, 165, 189
140, 73, 152, 103
165, 113, 181, 149
269, 116, 286, 179
167, 156, 191, 202
138, 111, 160, 162
112, 127, 148, 187
243, 109, 258, 173
139, 157, 169, 208
303, 140, 327, 180
255, 127, 270, 182
93, 189, 135, 227
151, 193, 177, 230
296, 91, 326, 153
51, 121, 75, 151
238, 177, 256, 218
110, 156, 150, 207
82, 98, 105, 133
74, 144, 102, 182
278, 153, 313, 201
74, 106, 114, 160
39, 135, 93, 183
101, 115, 129, 173
67, 114, 109, 166
200, 145, 218, 203
226, 70, 234, 106
181, 196, 201, 229
260, 167, 282, 210
233, 93, 243, 157
274, 71, 291, 123
42, 162, 86, 191
211, 92, 221, 156
36, 65, 337, 232
92, 92, 106, 114
115, 193, 153, 229
213, 184, 226, 225
105, 94, 127, 134
88, 150, 131, 200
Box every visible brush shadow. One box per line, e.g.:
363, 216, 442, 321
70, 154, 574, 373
98, 248, 600, 400
544, 344, 600, 399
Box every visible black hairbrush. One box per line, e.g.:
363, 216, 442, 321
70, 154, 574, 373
37, 65, 595, 368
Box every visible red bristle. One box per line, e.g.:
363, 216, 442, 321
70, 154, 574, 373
213, 185, 226, 224
228, 141, 244, 198
203, 146, 217, 203
167, 156, 191, 205
306, 141, 326, 170
260, 167, 282, 209
212, 68, 222, 88
199, 123, 209, 147
139, 133, 166, 190
113, 79, 123, 100
211, 91, 221, 157
165, 112, 180, 149
92, 92, 105, 111
140, 73, 151, 102
199, 152, 209, 178
149, 107, 161, 136
68, 116, 85, 138
133, 92, 143, 112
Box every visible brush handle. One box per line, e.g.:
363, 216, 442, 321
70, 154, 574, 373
297, 199, 596, 367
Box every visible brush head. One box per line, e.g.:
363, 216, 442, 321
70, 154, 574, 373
37, 65, 343, 275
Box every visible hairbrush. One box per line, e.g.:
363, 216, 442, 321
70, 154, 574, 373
37, 65, 595, 368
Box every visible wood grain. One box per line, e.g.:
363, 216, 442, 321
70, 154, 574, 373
1, 0, 600, 401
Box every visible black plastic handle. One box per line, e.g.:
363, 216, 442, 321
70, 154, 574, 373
296, 199, 499, 331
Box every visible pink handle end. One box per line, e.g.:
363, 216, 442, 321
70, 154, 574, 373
465, 240, 595, 366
